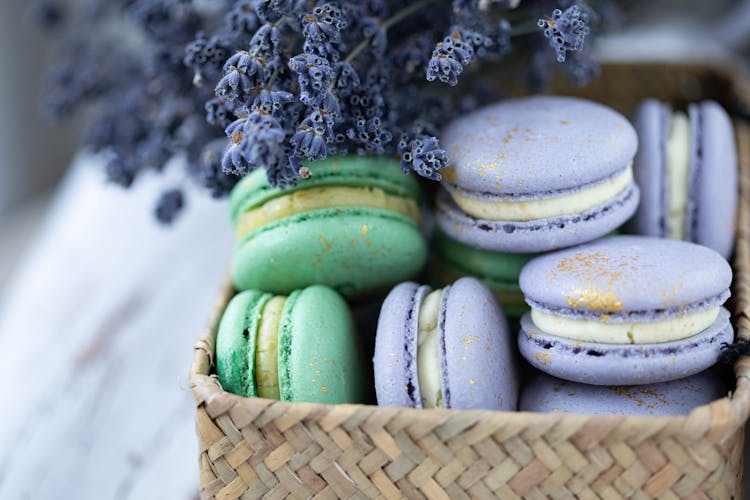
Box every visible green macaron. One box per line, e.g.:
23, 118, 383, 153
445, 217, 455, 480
229, 155, 427, 297
215, 285, 366, 403
430, 229, 534, 317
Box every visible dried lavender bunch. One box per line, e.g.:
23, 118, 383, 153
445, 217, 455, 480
39, 0, 624, 223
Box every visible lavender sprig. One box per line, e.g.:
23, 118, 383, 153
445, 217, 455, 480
39, 0, 617, 223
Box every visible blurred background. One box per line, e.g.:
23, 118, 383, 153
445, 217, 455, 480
2, 1, 750, 498
0, 1, 78, 294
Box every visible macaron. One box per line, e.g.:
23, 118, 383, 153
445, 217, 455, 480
520, 371, 725, 416
374, 277, 517, 410
436, 95, 640, 253
430, 229, 534, 317
518, 235, 733, 385
229, 155, 427, 297
628, 99, 737, 258
215, 285, 366, 403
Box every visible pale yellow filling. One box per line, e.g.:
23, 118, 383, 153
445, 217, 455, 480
255, 296, 286, 399
417, 289, 444, 408
530, 307, 720, 344
450, 167, 633, 221
235, 186, 420, 240
666, 112, 691, 240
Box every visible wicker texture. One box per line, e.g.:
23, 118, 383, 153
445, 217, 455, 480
191, 63, 750, 499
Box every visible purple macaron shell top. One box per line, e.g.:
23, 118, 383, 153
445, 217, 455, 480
518, 308, 733, 385
373, 282, 430, 408
440, 95, 638, 198
627, 99, 669, 237
520, 371, 726, 416
687, 101, 738, 259
519, 235, 732, 322
441, 277, 518, 410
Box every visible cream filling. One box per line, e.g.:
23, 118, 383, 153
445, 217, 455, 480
450, 166, 633, 222
235, 186, 420, 240
417, 289, 444, 408
666, 112, 691, 240
530, 307, 720, 344
255, 296, 286, 399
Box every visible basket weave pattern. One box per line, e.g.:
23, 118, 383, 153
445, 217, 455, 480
191, 65, 750, 499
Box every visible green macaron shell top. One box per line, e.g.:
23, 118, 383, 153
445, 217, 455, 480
278, 285, 365, 403
232, 207, 427, 296
229, 155, 422, 225
215, 290, 272, 397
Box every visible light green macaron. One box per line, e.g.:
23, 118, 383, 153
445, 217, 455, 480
230, 155, 427, 297
215, 285, 366, 404
431, 229, 535, 317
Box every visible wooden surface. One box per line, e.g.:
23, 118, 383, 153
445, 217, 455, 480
0, 154, 232, 499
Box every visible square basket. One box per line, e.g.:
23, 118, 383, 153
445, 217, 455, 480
190, 62, 750, 499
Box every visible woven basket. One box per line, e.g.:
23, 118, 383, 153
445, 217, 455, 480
191, 62, 750, 499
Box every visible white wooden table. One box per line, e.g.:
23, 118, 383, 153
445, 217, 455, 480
0, 155, 232, 499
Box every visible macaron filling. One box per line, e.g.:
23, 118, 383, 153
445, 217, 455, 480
417, 289, 444, 408
446, 166, 633, 222
666, 111, 691, 239
530, 306, 721, 344
255, 295, 287, 399
235, 185, 420, 240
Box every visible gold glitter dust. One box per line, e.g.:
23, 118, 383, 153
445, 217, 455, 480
535, 352, 551, 365
560, 120, 570, 125
320, 386, 327, 392
469, 379, 476, 385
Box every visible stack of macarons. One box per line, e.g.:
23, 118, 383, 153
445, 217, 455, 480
213, 94, 738, 416
216, 155, 431, 404
431, 96, 640, 319
517, 236, 733, 415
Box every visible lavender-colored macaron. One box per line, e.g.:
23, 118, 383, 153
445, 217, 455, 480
518, 235, 733, 385
436, 95, 640, 253
374, 277, 517, 410
520, 371, 726, 416
627, 99, 737, 258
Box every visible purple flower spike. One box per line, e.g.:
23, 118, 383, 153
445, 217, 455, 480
538, 4, 591, 63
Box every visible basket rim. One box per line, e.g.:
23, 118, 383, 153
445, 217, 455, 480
190, 61, 750, 447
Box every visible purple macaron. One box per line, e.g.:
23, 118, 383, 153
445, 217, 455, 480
436, 95, 640, 253
374, 277, 517, 410
628, 99, 737, 258
520, 371, 726, 416
518, 235, 733, 385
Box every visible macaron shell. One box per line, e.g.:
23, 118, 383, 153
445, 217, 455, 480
373, 282, 431, 407
231, 207, 427, 297
518, 308, 734, 385
688, 101, 738, 258
278, 285, 365, 403
435, 185, 639, 253
229, 155, 421, 224
440, 95, 638, 196
520, 371, 726, 416
431, 230, 533, 316
627, 99, 669, 237
519, 235, 732, 319
442, 277, 518, 410
215, 290, 272, 397
430, 258, 528, 317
